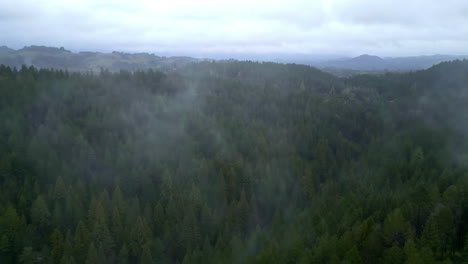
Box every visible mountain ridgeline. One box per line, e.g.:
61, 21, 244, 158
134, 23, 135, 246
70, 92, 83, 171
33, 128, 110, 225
1, 46, 467, 76
316, 54, 468, 73
0, 59, 466, 263
0, 46, 198, 72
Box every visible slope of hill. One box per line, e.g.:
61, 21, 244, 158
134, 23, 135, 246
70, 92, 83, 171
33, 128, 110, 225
318, 54, 468, 72
349, 54, 385, 65
1, 45, 466, 75
0, 45, 198, 72
0, 59, 466, 263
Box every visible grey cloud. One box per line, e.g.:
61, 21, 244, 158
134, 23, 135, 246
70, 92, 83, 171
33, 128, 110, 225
0, 0, 467, 56
331, 0, 468, 28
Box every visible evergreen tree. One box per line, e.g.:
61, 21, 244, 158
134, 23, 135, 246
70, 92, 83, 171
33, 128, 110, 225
50, 228, 64, 263
0, 60, 466, 263
73, 221, 90, 263
382, 209, 410, 247
31, 195, 51, 232
85, 243, 98, 264
118, 244, 129, 264
342, 246, 362, 264
54, 176, 66, 201
140, 244, 153, 264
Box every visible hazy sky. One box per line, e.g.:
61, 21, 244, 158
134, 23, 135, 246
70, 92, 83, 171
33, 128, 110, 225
1, 0, 468, 56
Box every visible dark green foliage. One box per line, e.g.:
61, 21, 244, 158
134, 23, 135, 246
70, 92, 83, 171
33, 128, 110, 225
0, 60, 466, 263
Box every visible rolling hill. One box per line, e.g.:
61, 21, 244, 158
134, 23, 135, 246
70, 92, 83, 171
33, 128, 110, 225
0, 45, 198, 72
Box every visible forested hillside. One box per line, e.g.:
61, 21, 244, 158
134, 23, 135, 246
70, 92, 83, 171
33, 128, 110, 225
316, 54, 468, 72
0, 60, 466, 263
0, 46, 197, 72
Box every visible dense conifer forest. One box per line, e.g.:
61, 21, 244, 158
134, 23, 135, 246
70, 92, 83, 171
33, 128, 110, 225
0, 60, 466, 263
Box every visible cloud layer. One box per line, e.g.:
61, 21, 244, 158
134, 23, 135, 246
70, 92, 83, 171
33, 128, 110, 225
1, 0, 468, 56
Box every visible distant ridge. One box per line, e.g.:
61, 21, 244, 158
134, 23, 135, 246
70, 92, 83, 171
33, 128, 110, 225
349, 54, 384, 63
0, 45, 198, 72
0, 46, 14, 54
18, 45, 71, 53
316, 53, 468, 72
0, 45, 466, 74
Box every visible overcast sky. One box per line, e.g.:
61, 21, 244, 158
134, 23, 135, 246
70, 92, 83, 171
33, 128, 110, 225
1, 0, 468, 57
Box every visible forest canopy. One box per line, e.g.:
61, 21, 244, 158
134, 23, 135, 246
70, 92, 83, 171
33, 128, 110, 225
0, 60, 466, 263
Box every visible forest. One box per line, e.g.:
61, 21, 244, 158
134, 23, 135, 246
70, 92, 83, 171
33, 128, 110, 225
0, 59, 466, 263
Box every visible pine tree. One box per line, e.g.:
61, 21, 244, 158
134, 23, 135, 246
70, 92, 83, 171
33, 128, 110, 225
91, 207, 115, 257
85, 243, 98, 264
0, 235, 11, 262
111, 205, 123, 243
238, 189, 250, 236
421, 205, 454, 256
50, 228, 64, 263
342, 246, 362, 264
128, 216, 151, 257
31, 195, 51, 232
52, 201, 64, 228
382, 208, 410, 247
54, 176, 66, 201
0, 204, 23, 257
404, 241, 429, 264
140, 244, 153, 264
118, 244, 129, 264
0, 234, 9, 251
112, 185, 126, 214
19, 247, 38, 264
73, 220, 90, 263
382, 245, 404, 264
153, 201, 164, 235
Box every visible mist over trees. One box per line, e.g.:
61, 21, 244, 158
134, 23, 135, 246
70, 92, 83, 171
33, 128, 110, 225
0, 60, 466, 263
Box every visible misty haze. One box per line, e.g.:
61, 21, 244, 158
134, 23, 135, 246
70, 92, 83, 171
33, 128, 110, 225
0, 1, 467, 264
